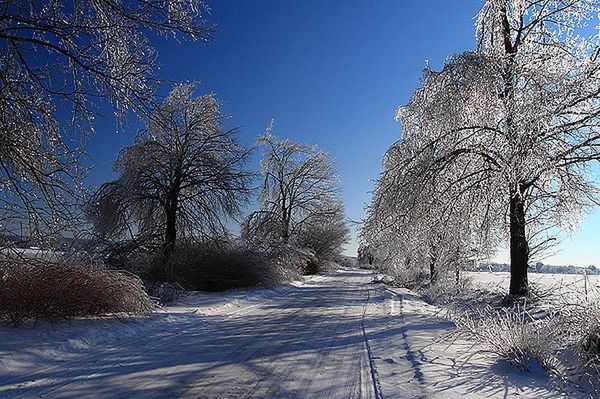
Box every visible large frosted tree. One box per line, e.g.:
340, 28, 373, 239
474, 0, 600, 295
362, 127, 498, 284
365, 0, 600, 296
88, 85, 252, 270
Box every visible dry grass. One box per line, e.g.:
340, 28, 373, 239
0, 257, 155, 326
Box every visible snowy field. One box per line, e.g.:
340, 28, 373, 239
468, 271, 600, 303
0, 269, 591, 398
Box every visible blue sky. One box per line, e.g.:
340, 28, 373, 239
85, 0, 599, 266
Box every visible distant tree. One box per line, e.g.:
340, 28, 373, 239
88, 85, 252, 275
245, 124, 341, 246
1, 0, 213, 245
357, 244, 375, 266
294, 199, 350, 267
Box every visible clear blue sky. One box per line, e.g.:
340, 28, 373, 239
85, 0, 600, 266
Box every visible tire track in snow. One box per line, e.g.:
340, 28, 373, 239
187, 274, 373, 399
384, 288, 428, 399
361, 288, 383, 399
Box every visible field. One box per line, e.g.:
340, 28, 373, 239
468, 271, 600, 303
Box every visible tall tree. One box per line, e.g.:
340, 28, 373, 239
474, 0, 600, 295
0, 0, 213, 245
373, 0, 599, 296
88, 85, 252, 272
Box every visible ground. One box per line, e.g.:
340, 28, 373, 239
0, 269, 583, 398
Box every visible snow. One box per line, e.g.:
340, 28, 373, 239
467, 271, 600, 302
0, 269, 586, 398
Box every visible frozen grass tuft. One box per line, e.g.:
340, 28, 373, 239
450, 305, 564, 375
558, 279, 600, 395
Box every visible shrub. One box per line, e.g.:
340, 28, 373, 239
169, 240, 282, 291
103, 236, 327, 292
146, 281, 186, 304
382, 263, 430, 290
0, 257, 154, 326
560, 296, 600, 394
450, 305, 563, 374
422, 272, 474, 305
268, 244, 317, 277
125, 238, 300, 292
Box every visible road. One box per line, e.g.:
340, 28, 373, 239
2, 270, 409, 398
0, 269, 567, 398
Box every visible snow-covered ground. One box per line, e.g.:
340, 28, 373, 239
0, 269, 586, 398
468, 271, 600, 303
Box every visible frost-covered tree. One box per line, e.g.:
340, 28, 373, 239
357, 244, 375, 266
0, 0, 213, 245
474, 0, 600, 296
368, 0, 600, 296
362, 131, 495, 285
294, 199, 350, 268
245, 124, 342, 247
88, 85, 252, 269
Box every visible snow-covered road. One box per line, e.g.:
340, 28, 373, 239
0, 269, 569, 398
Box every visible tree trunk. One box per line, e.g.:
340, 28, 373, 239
281, 204, 292, 244
429, 241, 438, 283
509, 188, 529, 296
164, 203, 177, 257
429, 259, 437, 282
163, 195, 178, 280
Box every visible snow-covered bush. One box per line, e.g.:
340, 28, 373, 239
292, 200, 350, 275
372, 257, 429, 290
558, 288, 600, 394
265, 243, 315, 279
146, 282, 186, 304
451, 305, 563, 374
0, 257, 154, 326
422, 272, 473, 305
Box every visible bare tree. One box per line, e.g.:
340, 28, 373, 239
245, 123, 342, 247
0, 0, 213, 246
88, 85, 252, 275
367, 0, 599, 296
